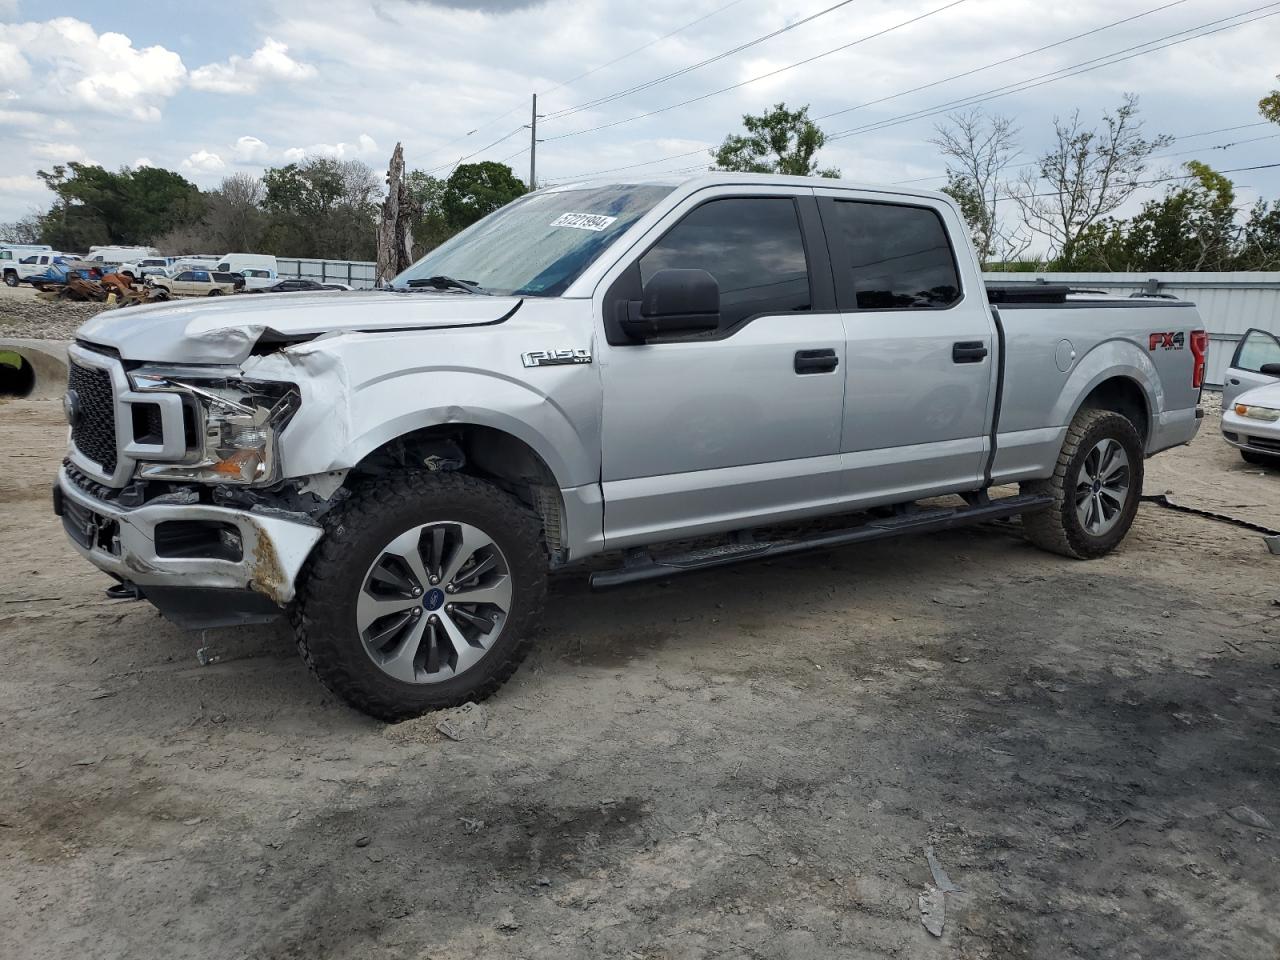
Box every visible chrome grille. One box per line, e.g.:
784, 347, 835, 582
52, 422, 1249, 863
68, 361, 117, 473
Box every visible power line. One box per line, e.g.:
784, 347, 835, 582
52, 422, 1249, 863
825, 2, 1280, 142
543, 0, 864, 122
996, 161, 1280, 203
414, 0, 751, 169
422, 124, 529, 176
814, 0, 1190, 123
891, 126, 1280, 186
542, 0, 971, 143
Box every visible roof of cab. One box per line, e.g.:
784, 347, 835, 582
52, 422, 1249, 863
541, 171, 957, 206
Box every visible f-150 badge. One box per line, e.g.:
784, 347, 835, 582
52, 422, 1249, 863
521, 348, 592, 368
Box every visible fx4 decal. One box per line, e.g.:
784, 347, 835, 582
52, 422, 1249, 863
521, 348, 592, 368
1148, 331, 1185, 351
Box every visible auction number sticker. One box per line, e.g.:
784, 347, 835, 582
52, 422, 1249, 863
551, 212, 618, 231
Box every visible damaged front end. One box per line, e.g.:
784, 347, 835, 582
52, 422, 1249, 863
56, 339, 350, 629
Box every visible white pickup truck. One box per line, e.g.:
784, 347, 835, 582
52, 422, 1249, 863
54, 173, 1206, 720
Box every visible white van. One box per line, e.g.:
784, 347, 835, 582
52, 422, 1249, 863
216, 253, 278, 276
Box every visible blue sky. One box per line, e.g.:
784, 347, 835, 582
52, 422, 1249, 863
2, 0, 1278, 233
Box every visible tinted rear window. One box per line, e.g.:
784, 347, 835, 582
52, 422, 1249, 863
829, 201, 960, 309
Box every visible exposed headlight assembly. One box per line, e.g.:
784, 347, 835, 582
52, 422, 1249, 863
130, 373, 300, 485
1235, 403, 1280, 422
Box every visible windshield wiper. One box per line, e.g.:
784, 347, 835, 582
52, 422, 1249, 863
402, 275, 490, 295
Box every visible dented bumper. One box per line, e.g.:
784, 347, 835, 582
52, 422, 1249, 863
54, 467, 324, 613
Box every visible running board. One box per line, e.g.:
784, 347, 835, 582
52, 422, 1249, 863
589, 493, 1053, 590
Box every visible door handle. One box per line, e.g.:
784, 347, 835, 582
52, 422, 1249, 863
1230, 378, 1240, 385
952, 341, 988, 363
795, 348, 838, 374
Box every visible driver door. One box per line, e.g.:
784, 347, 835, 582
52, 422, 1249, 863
596, 187, 848, 548
1223, 329, 1280, 408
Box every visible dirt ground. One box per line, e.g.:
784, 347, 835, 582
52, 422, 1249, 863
2, 390, 1278, 960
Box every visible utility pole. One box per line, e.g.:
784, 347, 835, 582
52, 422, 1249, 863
529, 93, 538, 191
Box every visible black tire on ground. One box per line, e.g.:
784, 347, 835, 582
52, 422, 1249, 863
207, 289, 224, 296
1020, 408, 1145, 559
1241, 449, 1280, 468
3, 272, 17, 287
295, 471, 547, 721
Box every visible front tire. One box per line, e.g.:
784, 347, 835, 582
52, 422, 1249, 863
1021, 408, 1144, 559
295, 472, 546, 721
1241, 450, 1280, 468
3, 272, 17, 287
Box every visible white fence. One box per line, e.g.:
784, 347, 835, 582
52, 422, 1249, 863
276, 258, 378, 289
275, 261, 1280, 386
984, 271, 1280, 387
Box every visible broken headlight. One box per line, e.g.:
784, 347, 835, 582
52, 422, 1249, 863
130, 374, 300, 485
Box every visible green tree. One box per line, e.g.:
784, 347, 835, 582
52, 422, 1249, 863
405, 170, 452, 255
35, 161, 204, 250
441, 161, 527, 232
1261, 74, 1280, 125
261, 157, 379, 259
712, 103, 839, 178
1237, 199, 1280, 269
1121, 161, 1238, 271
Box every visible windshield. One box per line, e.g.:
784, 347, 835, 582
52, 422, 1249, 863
392, 184, 675, 297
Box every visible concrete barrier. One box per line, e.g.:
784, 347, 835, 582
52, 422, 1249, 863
0, 338, 70, 400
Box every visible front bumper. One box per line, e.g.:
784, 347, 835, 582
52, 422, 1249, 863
54, 467, 324, 615
1221, 409, 1280, 458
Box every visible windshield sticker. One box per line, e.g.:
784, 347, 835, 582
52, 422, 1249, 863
551, 212, 618, 232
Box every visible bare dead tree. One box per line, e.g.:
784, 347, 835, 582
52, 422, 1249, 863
376, 143, 415, 286
1009, 94, 1171, 268
930, 109, 1025, 263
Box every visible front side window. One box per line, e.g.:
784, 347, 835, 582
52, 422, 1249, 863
1236, 329, 1280, 372
830, 200, 960, 310
394, 184, 675, 297
175, 271, 193, 281
638, 197, 810, 329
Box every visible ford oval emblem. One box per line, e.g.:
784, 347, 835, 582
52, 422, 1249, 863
63, 390, 81, 428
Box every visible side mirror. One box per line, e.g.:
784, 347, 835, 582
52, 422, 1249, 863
622, 268, 720, 340
1260, 362, 1280, 377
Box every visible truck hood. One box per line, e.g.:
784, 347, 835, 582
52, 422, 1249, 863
76, 290, 524, 364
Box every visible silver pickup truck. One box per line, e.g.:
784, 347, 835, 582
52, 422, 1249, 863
55, 173, 1206, 719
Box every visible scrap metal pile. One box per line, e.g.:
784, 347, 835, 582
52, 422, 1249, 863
27, 260, 171, 307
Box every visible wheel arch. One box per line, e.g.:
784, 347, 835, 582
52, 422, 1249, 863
1054, 340, 1161, 449
344, 420, 570, 561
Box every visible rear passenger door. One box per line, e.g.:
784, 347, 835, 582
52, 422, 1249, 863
598, 188, 848, 547
816, 192, 995, 500
1223, 328, 1280, 409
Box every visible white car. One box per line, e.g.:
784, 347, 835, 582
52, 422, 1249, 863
1222, 381, 1280, 466
1221, 328, 1280, 466
118, 257, 172, 280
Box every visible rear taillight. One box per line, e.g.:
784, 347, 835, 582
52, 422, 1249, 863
1191, 329, 1207, 389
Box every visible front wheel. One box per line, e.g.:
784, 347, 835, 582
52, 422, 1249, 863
295, 472, 547, 721
2, 272, 17, 288
1241, 449, 1280, 468
1021, 408, 1144, 559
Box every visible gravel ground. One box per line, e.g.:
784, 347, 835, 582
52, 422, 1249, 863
1, 394, 1278, 960
0, 285, 107, 340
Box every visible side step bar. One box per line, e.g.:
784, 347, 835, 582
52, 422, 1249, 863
589, 493, 1053, 590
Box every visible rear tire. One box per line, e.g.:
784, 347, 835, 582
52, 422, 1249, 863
295, 472, 547, 722
1021, 409, 1144, 559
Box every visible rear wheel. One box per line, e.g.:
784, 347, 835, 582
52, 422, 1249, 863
207, 289, 224, 296
1021, 408, 1144, 559
295, 472, 546, 721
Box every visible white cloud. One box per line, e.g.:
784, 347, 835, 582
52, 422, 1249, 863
0, 17, 185, 121
181, 149, 226, 174
282, 133, 379, 162
134, 157, 154, 168
190, 39, 316, 94
30, 142, 93, 164
0, 174, 44, 193
232, 135, 271, 163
